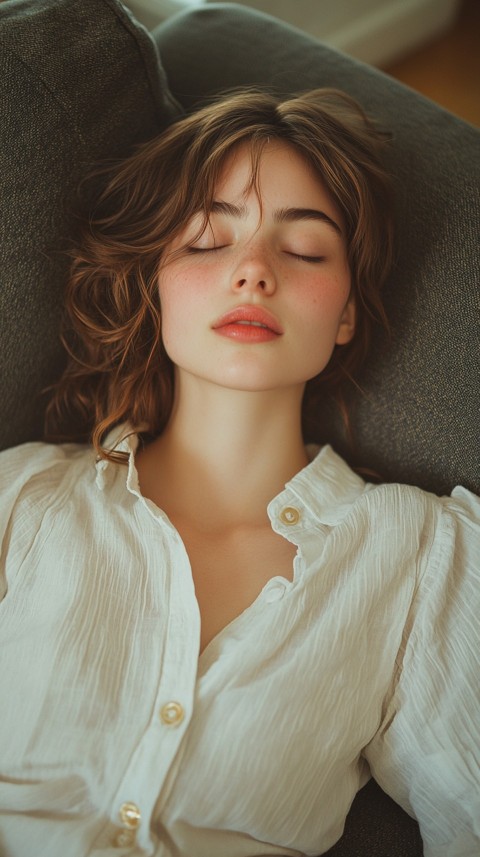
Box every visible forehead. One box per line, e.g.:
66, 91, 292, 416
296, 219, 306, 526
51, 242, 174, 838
213, 140, 343, 224
165, 139, 348, 253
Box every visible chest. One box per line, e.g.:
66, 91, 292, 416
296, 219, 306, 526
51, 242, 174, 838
172, 519, 298, 654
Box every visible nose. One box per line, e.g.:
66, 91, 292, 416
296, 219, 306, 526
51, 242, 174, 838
231, 247, 277, 295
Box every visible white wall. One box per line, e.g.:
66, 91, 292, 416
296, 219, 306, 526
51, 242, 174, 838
125, 0, 461, 66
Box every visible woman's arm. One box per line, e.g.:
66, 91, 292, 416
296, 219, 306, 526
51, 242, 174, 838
364, 487, 480, 856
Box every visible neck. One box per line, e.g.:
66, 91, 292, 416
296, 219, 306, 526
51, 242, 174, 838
137, 377, 309, 530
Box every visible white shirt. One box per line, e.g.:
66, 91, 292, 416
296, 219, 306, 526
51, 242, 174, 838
0, 429, 479, 857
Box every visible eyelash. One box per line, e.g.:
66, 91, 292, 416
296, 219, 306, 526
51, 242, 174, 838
186, 246, 324, 264
290, 253, 325, 264
186, 245, 225, 254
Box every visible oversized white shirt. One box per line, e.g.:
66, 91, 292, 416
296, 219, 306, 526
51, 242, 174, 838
0, 429, 479, 857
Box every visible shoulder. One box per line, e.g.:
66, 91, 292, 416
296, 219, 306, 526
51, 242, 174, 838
303, 447, 479, 572
0, 439, 95, 504
0, 437, 92, 472
302, 445, 437, 529
0, 441, 97, 598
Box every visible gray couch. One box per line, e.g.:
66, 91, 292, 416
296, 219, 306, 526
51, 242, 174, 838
1, 0, 478, 853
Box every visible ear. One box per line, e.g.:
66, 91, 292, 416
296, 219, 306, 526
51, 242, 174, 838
335, 294, 356, 345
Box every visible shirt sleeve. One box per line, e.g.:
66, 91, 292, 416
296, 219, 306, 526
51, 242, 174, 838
0, 442, 72, 602
364, 486, 480, 857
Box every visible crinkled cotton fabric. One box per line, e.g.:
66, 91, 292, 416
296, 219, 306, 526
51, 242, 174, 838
0, 429, 479, 857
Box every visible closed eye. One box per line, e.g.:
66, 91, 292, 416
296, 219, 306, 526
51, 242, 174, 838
185, 245, 227, 254
288, 253, 326, 263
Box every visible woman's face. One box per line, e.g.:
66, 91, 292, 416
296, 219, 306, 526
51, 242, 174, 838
158, 141, 355, 396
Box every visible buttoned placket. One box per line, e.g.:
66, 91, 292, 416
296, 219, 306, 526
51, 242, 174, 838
93, 433, 323, 852
95, 443, 201, 853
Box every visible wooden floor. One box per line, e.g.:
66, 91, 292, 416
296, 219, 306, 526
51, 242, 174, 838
383, 0, 480, 126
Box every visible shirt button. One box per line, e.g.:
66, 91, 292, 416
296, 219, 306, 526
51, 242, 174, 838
279, 506, 300, 525
119, 801, 141, 829
160, 701, 185, 726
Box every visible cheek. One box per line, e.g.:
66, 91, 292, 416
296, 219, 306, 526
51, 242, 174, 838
292, 271, 351, 325
158, 271, 210, 348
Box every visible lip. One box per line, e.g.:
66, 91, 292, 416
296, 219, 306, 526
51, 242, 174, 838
212, 305, 283, 337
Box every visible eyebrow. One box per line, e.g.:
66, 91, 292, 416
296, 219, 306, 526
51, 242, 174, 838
209, 200, 342, 234
274, 207, 342, 234
210, 200, 247, 218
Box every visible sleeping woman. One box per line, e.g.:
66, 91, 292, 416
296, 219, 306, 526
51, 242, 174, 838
0, 88, 478, 857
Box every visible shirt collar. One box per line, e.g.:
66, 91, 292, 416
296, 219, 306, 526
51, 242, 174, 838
270, 444, 369, 528
94, 423, 138, 490
94, 424, 369, 526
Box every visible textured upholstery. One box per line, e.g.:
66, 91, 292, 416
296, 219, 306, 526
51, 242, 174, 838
0, 0, 179, 451
155, 2, 480, 497
325, 779, 423, 856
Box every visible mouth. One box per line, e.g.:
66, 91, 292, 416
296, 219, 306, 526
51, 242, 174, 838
234, 320, 269, 329
212, 305, 283, 336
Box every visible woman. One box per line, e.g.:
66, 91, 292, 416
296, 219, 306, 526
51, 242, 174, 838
0, 89, 478, 857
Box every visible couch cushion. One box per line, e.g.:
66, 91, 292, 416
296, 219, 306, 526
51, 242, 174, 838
0, 0, 180, 451
155, 2, 480, 496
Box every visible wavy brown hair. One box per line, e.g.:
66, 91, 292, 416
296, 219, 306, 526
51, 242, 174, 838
45, 88, 394, 461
